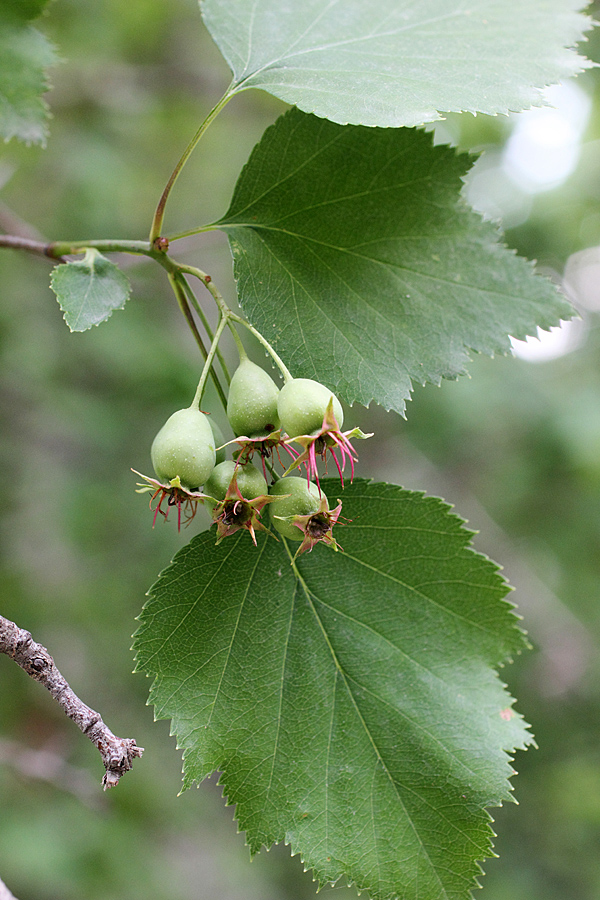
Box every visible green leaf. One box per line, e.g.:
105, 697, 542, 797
50, 249, 132, 332
200, 0, 594, 127
0, 0, 57, 145
2, 0, 52, 24
217, 109, 572, 414
135, 480, 532, 900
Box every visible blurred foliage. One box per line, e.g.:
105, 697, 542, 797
1, 1, 600, 898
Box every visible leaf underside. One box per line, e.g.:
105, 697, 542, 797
135, 480, 532, 900
0, 2, 57, 145
200, 0, 594, 127
217, 108, 572, 414
50, 250, 132, 332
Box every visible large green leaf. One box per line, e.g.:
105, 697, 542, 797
50, 249, 132, 332
200, 0, 594, 127
135, 480, 532, 900
217, 109, 572, 414
0, 1, 57, 145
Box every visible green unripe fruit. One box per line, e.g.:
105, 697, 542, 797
204, 460, 267, 506
151, 408, 216, 490
227, 358, 280, 437
269, 476, 321, 541
277, 378, 343, 438
209, 418, 227, 465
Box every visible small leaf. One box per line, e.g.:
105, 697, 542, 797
0, 2, 57, 145
50, 249, 132, 332
201, 0, 594, 127
135, 480, 532, 900
217, 108, 573, 414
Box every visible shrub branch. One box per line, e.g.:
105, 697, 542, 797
0, 615, 143, 789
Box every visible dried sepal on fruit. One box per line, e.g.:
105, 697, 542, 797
132, 470, 209, 530
283, 396, 372, 489
204, 460, 267, 507
207, 464, 276, 545
134, 405, 216, 530
277, 377, 345, 437
291, 496, 344, 558
268, 476, 320, 540
233, 433, 311, 483
269, 476, 344, 558
227, 428, 290, 479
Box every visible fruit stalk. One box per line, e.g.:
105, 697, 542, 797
190, 314, 229, 410
229, 312, 292, 382
149, 90, 234, 244
173, 272, 231, 387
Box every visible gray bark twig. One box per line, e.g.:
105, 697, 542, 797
0, 234, 67, 262
0, 615, 143, 789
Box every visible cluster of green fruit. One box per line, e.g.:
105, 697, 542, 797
135, 358, 369, 555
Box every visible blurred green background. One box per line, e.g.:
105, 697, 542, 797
1, 2, 600, 898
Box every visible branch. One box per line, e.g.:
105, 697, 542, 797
0, 615, 143, 789
0, 234, 152, 263
0, 233, 66, 261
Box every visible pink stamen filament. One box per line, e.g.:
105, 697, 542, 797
329, 431, 358, 481
308, 441, 321, 492
274, 444, 286, 469
329, 447, 344, 484
152, 496, 163, 528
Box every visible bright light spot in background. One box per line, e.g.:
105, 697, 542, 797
564, 246, 600, 313
465, 82, 592, 226
515, 243, 600, 364
511, 318, 586, 362
467, 82, 593, 363
503, 82, 591, 192
465, 153, 533, 228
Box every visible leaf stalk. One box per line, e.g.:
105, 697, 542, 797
148, 90, 234, 244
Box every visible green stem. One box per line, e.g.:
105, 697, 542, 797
168, 272, 207, 357
227, 322, 247, 362
2, 228, 288, 395
49, 239, 152, 258
264, 456, 280, 484
0, 234, 162, 261
166, 224, 218, 242
283, 536, 300, 573
176, 272, 231, 386
168, 274, 228, 410
149, 90, 234, 244
175, 263, 292, 382
175, 262, 230, 316
230, 313, 292, 382
190, 315, 229, 411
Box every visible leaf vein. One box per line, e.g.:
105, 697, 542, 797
206, 539, 269, 728
293, 559, 448, 896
